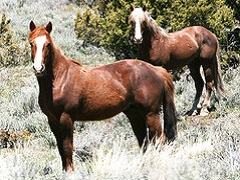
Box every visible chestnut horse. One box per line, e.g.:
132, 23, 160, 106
29, 21, 177, 171
129, 6, 224, 116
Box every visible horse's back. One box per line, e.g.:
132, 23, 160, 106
115, 59, 168, 81
175, 26, 214, 35
172, 26, 218, 44
116, 60, 172, 105
102, 59, 171, 94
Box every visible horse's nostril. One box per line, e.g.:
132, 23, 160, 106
41, 65, 45, 72
33, 65, 45, 75
134, 38, 143, 44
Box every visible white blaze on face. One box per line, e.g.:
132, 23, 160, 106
135, 20, 142, 41
33, 35, 47, 71
132, 8, 145, 41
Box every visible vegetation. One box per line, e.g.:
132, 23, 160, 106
0, 129, 30, 148
0, 0, 239, 179
225, 0, 240, 21
74, 0, 235, 59
0, 13, 29, 67
74, 1, 135, 59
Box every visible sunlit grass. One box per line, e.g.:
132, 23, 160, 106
1, 65, 240, 179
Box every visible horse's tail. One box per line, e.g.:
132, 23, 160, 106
213, 42, 225, 95
158, 67, 178, 141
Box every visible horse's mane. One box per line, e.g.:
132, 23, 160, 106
144, 12, 169, 38
71, 59, 83, 66
52, 43, 84, 67
52, 42, 65, 57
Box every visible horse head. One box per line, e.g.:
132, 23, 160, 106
129, 5, 147, 44
29, 21, 52, 77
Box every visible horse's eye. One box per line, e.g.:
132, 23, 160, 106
30, 43, 33, 47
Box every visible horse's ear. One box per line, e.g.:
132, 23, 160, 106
142, 5, 146, 11
46, 21, 52, 34
30, 21, 36, 32
130, 5, 134, 12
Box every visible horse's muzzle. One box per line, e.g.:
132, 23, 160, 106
33, 65, 46, 77
134, 37, 143, 44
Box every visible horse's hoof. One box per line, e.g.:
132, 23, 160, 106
199, 108, 209, 116
186, 109, 199, 116
177, 116, 184, 121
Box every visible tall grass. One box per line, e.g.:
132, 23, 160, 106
0, 0, 239, 179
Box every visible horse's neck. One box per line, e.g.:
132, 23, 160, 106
52, 43, 70, 79
37, 73, 53, 113
138, 30, 156, 59
138, 28, 168, 63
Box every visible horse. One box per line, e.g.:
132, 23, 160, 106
29, 21, 178, 171
129, 6, 225, 116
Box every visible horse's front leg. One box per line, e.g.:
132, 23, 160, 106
59, 113, 74, 171
48, 113, 74, 171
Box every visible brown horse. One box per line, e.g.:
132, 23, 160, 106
29, 21, 178, 171
129, 6, 224, 116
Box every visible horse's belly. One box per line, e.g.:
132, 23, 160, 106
74, 93, 128, 121
162, 49, 199, 70
78, 108, 123, 120
164, 57, 195, 70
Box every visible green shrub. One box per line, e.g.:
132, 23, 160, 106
74, 0, 235, 59
0, 13, 30, 67
74, 1, 136, 59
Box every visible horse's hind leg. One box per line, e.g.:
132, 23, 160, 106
188, 62, 204, 115
146, 113, 165, 145
123, 106, 148, 152
201, 64, 214, 116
